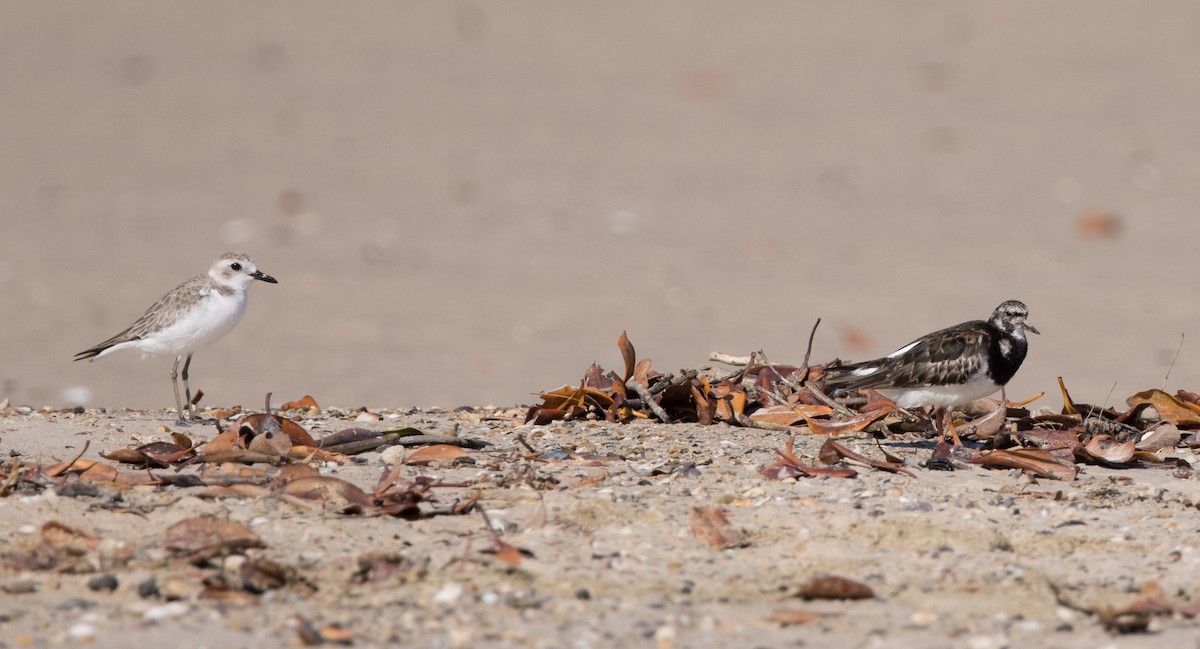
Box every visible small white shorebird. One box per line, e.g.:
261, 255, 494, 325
75, 252, 278, 425
823, 300, 1039, 445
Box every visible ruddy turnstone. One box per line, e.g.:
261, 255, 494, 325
822, 300, 1038, 445
74, 252, 278, 425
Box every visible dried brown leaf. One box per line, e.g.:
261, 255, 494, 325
689, 506, 749, 549
972, 448, 1078, 481
818, 438, 914, 477
749, 404, 833, 427
271, 463, 321, 486
2, 522, 103, 573
956, 398, 1007, 439
79, 463, 159, 486
536, 384, 615, 412
1135, 424, 1182, 452
42, 458, 99, 477
582, 363, 613, 391
492, 544, 523, 567
690, 383, 715, 425
201, 427, 246, 455
164, 516, 265, 560
1096, 581, 1171, 634
1018, 428, 1083, 451
633, 358, 654, 386
617, 330, 636, 382
280, 395, 319, 411
1058, 377, 1079, 416
766, 608, 840, 626
199, 463, 272, 484
198, 448, 282, 465
1126, 389, 1200, 426
286, 445, 347, 464
102, 448, 160, 466
762, 436, 857, 480
79, 463, 122, 483
238, 413, 318, 447
799, 405, 894, 436
247, 427, 293, 457
42, 521, 98, 554
721, 390, 747, 421
404, 444, 469, 465
795, 575, 874, 600
1082, 435, 1136, 464
279, 476, 375, 514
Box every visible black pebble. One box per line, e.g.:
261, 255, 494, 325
87, 575, 118, 592
137, 578, 160, 599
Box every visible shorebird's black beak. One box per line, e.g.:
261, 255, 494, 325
1025, 322, 1040, 335
252, 270, 278, 284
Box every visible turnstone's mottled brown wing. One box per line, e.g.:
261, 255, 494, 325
824, 321, 992, 391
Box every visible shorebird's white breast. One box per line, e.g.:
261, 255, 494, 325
137, 289, 248, 357
880, 379, 1000, 409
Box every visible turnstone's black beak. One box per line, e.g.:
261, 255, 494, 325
1025, 322, 1040, 335
252, 270, 278, 284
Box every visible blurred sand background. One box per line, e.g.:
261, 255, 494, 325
3, 2, 1200, 411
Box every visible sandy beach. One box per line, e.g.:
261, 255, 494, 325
1, 401, 1198, 648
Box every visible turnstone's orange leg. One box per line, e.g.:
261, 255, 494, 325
930, 407, 945, 444
943, 409, 963, 446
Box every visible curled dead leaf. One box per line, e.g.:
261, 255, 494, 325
403, 444, 469, 466
818, 438, 914, 477
762, 436, 857, 480
102, 448, 162, 467
280, 395, 319, 411
799, 405, 895, 436
795, 575, 874, 600
279, 476, 375, 514
972, 448, 1078, 482
690, 506, 749, 549
1126, 389, 1200, 426
766, 608, 840, 626
749, 404, 833, 427
618, 330, 636, 382
237, 413, 318, 447
1082, 435, 1136, 464
164, 515, 264, 561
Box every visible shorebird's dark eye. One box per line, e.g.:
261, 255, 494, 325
230, 262, 242, 271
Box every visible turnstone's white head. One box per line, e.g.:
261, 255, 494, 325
989, 300, 1039, 340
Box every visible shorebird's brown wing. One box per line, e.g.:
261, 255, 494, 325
823, 321, 991, 390
73, 276, 209, 360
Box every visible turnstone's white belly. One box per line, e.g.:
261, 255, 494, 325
880, 380, 1000, 410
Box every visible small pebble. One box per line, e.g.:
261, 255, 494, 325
1, 579, 37, 594
433, 582, 464, 604
966, 634, 1008, 649
143, 601, 190, 622
67, 623, 97, 641
379, 446, 406, 465
56, 598, 95, 612
137, 578, 160, 599
87, 574, 119, 592
910, 610, 937, 625
160, 579, 189, 601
